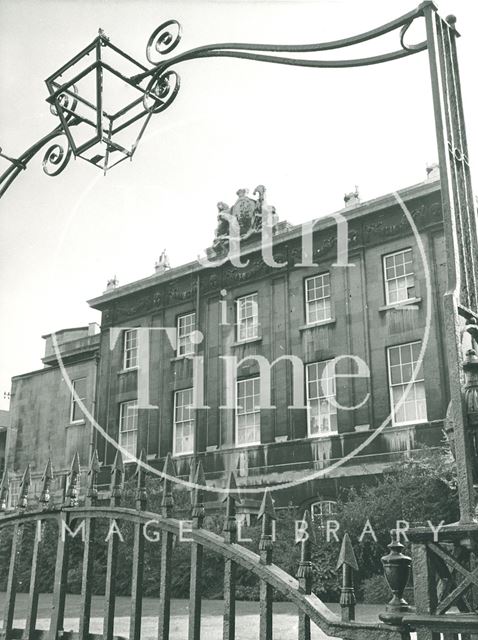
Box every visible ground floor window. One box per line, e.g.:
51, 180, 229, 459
174, 388, 195, 455
311, 500, 337, 527
119, 400, 138, 457
387, 341, 427, 425
306, 360, 337, 436
236, 377, 261, 446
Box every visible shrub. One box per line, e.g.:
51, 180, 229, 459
360, 575, 391, 604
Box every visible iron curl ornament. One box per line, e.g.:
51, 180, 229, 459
0, 1, 458, 198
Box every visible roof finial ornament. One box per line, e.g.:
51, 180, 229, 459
98, 28, 110, 42
155, 248, 171, 274
344, 186, 360, 207
105, 275, 119, 292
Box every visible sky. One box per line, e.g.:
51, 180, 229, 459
0, 0, 477, 411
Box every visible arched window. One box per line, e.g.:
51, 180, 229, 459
310, 500, 337, 526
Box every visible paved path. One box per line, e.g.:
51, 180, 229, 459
0, 594, 384, 640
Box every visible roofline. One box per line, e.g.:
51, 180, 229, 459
88, 178, 441, 309
41, 326, 90, 339
12, 351, 98, 381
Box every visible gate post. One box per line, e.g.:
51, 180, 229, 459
422, 0, 478, 523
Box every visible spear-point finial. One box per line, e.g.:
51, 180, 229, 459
223, 470, 239, 543
87, 449, 101, 504
258, 489, 276, 564
337, 533, 358, 622
161, 452, 176, 517
65, 452, 81, 507
135, 449, 147, 510
110, 449, 124, 505
336, 532, 359, 572
191, 460, 206, 527
0, 471, 9, 512
18, 464, 31, 510
258, 488, 276, 522
40, 459, 54, 508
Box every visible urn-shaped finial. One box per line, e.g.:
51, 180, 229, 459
379, 534, 412, 625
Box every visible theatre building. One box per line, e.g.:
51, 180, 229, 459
88, 171, 450, 514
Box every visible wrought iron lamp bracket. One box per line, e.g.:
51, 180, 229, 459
0, 3, 434, 198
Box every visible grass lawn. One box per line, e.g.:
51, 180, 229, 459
0, 593, 385, 639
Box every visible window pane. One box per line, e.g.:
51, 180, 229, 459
305, 274, 332, 325
177, 313, 196, 356
124, 329, 138, 369
384, 250, 415, 305
71, 378, 87, 422
306, 360, 337, 436
236, 377, 260, 444
388, 342, 426, 425
174, 388, 195, 455
236, 294, 259, 341
119, 400, 138, 456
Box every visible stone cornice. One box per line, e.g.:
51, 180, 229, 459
89, 180, 442, 324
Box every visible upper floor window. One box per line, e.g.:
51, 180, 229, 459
119, 400, 138, 457
236, 377, 261, 446
305, 273, 331, 325
123, 329, 138, 370
174, 388, 195, 455
387, 341, 427, 426
177, 312, 196, 357
70, 377, 87, 423
306, 360, 337, 437
311, 500, 337, 527
236, 293, 259, 342
383, 249, 415, 305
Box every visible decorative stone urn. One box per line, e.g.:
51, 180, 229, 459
379, 536, 413, 625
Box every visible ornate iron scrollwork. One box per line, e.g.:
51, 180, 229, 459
146, 20, 182, 64
0, 3, 443, 197
42, 140, 72, 177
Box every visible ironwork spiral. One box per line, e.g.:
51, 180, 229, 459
42, 139, 72, 177
143, 70, 181, 114
146, 20, 182, 65
49, 85, 79, 123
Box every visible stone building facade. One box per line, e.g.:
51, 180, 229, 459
5, 325, 100, 505
87, 176, 448, 513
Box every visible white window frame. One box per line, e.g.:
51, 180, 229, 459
177, 312, 196, 357
383, 248, 415, 305
70, 377, 87, 424
173, 388, 195, 456
311, 500, 337, 526
306, 360, 338, 437
119, 400, 138, 457
305, 273, 332, 325
123, 329, 138, 371
235, 377, 261, 447
236, 293, 259, 342
387, 341, 427, 426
